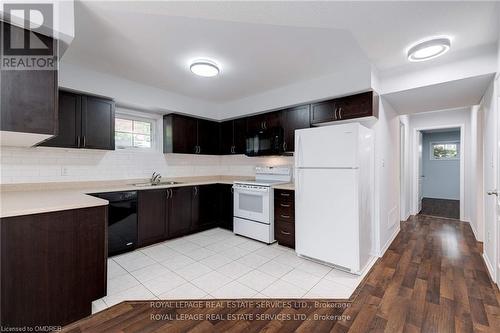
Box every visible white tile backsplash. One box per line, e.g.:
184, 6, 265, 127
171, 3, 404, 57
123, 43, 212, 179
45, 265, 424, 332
0, 146, 293, 184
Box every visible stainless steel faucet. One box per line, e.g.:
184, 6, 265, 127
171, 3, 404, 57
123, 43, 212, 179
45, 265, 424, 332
151, 172, 162, 185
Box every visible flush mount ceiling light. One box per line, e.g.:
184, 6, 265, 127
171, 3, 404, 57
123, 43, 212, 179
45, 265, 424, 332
407, 37, 451, 62
190, 59, 220, 77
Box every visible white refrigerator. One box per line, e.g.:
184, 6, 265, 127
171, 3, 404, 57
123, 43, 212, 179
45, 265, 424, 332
295, 123, 374, 275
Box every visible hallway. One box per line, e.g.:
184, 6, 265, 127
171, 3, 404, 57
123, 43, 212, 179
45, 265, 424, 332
420, 197, 460, 219
62, 215, 500, 332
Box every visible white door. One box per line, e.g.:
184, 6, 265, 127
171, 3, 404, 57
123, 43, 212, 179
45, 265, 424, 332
484, 91, 498, 283
295, 124, 358, 168
295, 168, 359, 272
417, 131, 424, 212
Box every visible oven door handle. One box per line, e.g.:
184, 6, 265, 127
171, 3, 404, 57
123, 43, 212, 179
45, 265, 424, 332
233, 186, 270, 194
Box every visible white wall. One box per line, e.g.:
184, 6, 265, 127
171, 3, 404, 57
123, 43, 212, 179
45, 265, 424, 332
59, 61, 219, 119
364, 98, 401, 256
406, 107, 478, 225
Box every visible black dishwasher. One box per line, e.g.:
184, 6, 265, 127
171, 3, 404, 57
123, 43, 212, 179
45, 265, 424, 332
91, 191, 138, 257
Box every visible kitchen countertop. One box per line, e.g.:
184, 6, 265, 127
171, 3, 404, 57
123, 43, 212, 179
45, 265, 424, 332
273, 183, 295, 191
0, 175, 264, 218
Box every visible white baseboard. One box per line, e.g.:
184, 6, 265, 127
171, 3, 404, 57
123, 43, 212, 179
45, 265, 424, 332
469, 220, 481, 242
379, 224, 401, 257
483, 253, 496, 283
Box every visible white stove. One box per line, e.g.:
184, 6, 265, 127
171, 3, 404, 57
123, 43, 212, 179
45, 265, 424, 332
233, 166, 292, 243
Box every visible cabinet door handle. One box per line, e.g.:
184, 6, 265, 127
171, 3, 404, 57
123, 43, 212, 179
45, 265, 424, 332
280, 193, 290, 197
280, 215, 291, 219
169, 189, 173, 198
77, 136, 81, 148
82, 136, 86, 148
231, 187, 234, 194
198, 146, 201, 154
280, 203, 290, 208
338, 107, 342, 119
283, 142, 287, 151
194, 186, 198, 196
280, 230, 291, 235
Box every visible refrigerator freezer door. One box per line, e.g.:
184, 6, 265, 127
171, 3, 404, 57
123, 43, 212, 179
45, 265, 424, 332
295, 124, 359, 168
295, 168, 360, 272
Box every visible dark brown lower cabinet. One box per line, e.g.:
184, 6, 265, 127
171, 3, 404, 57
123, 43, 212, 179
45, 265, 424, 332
168, 186, 193, 238
274, 189, 295, 249
218, 184, 234, 231
0, 206, 107, 329
191, 185, 219, 232
138, 189, 167, 247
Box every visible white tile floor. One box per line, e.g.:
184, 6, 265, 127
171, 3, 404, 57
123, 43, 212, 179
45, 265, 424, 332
92, 228, 369, 314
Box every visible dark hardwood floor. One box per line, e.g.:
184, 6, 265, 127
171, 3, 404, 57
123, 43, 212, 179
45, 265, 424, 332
420, 197, 460, 219
62, 215, 500, 333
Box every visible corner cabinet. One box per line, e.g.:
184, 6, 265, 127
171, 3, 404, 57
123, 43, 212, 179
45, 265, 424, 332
220, 118, 246, 154
163, 114, 220, 155
0, 206, 107, 328
40, 90, 115, 150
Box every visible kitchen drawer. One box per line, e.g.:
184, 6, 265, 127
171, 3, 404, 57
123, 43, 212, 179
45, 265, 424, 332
275, 221, 295, 249
275, 189, 294, 201
275, 203, 294, 223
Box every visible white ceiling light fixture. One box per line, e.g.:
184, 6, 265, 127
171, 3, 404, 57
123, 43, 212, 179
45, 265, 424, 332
407, 37, 451, 62
190, 59, 220, 77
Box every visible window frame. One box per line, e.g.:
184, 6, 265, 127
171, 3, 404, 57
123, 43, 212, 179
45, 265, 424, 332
114, 109, 161, 152
429, 140, 460, 160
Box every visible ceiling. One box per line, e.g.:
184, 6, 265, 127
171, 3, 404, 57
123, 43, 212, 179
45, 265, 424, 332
382, 73, 495, 115
63, 1, 499, 106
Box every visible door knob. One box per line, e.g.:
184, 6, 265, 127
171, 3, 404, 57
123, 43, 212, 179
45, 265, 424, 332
487, 190, 498, 196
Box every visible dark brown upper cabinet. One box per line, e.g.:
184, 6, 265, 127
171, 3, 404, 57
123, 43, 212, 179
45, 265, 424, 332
163, 114, 197, 154
0, 22, 58, 138
163, 114, 220, 155
281, 105, 310, 152
220, 118, 246, 154
334, 91, 378, 121
310, 91, 378, 125
40, 90, 115, 150
81, 96, 115, 150
246, 111, 282, 134
198, 119, 220, 155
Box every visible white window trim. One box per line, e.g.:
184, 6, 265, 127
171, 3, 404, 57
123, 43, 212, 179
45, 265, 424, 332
430, 140, 460, 160
115, 108, 162, 152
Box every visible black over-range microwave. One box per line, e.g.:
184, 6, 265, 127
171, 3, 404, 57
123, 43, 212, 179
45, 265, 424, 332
245, 127, 284, 156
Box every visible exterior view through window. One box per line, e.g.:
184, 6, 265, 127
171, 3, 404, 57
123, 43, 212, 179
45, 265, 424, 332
431, 141, 459, 160
115, 117, 152, 149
